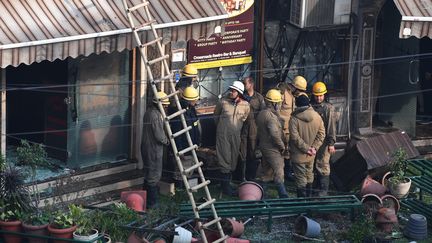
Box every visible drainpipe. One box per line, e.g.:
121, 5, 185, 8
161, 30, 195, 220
258, 0, 265, 93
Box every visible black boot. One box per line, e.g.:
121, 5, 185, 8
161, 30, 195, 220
318, 176, 330, 196
256, 180, 268, 199
284, 159, 295, 182
297, 187, 307, 198
146, 185, 159, 209
306, 183, 313, 197
277, 183, 288, 198
221, 173, 236, 196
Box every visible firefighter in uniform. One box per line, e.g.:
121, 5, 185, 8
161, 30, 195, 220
256, 89, 288, 198
277, 81, 296, 181
311, 82, 336, 196
214, 81, 250, 196
168, 87, 201, 186
288, 75, 308, 97
240, 76, 265, 181
176, 64, 199, 91
289, 94, 325, 197
141, 91, 170, 208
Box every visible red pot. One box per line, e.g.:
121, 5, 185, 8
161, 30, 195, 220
121, 191, 147, 212
47, 224, 77, 243
221, 218, 245, 237
361, 194, 383, 218
22, 223, 49, 243
0, 220, 22, 243
380, 194, 400, 213
238, 181, 263, 200
360, 176, 387, 196
227, 238, 250, 243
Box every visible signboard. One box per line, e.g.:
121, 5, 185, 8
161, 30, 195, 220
187, 0, 254, 69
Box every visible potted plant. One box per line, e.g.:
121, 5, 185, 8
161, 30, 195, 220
22, 208, 51, 243
70, 204, 99, 242
47, 206, 77, 243
387, 148, 412, 198
0, 162, 31, 243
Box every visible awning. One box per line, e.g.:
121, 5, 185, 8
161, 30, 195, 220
0, 0, 228, 68
394, 0, 432, 39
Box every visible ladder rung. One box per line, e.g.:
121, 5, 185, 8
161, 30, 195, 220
148, 55, 169, 65
196, 199, 216, 211
178, 145, 198, 156
163, 90, 181, 100
133, 19, 157, 31
167, 109, 186, 120
152, 74, 173, 84
127, 1, 149, 12
140, 37, 163, 48
190, 180, 210, 191
202, 217, 221, 229
212, 235, 230, 243
172, 126, 192, 139
183, 162, 203, 174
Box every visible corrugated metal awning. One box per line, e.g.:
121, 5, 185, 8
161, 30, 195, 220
0, 0, 228, 68
394, 0, 432, 39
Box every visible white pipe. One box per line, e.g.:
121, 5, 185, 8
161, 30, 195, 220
0, 14, 228, 50
402, 16, 432, 22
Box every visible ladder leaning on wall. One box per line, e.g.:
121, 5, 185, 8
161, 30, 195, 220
121, 1, 228, 243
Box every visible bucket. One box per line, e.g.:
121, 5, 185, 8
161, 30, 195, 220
238, 181, 263, 200
404, 214, 428, 240
172, 226, 192, 243
294, 216, 321, 238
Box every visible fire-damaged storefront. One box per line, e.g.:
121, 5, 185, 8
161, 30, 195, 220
0, 0, 228, 172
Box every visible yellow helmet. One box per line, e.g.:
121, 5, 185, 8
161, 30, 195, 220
312, 81, 327, 96
291, 75, 307, 91
153, 91, 170, 105
265, 89, 283, 103
182, 86, 199, 101
181, 64, 198, 78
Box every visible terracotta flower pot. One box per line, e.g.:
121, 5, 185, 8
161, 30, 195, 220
221, 218, 245, 237
380, 194, 400, 213
360, 176, 387, 196
361, 194, 383, 218
238, 181, 263, 200
121, 191, 147, 212
22, 222, 49, 243
0, 220, 22, 243
47, 224, 77, 243
127, 232, 150, 243
388, 177, 412, 199
381, 172, 393, 189
376, 208, 398, 233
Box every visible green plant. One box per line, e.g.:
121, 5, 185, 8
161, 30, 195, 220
22, 207, 51, 226
16, 140, 50, 170
345, 215, 376, 243
0, 200, 24, 221
388, 148, 408, 183
93, 203, 141, 242
69, 204, 95, 235
0, 164, 32, 213
52, 209, 74, 229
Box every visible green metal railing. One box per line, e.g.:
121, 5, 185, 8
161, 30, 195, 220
180, 195, 362, 231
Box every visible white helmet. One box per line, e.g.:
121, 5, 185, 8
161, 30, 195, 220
228, 81, 244, 95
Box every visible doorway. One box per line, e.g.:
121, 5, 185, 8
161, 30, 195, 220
6, 60, 68, 161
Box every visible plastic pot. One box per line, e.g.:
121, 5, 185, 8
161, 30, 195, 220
404, 214, 428, 240
294, 216, 321, 238
172, 226, 192, 243
238, 181, 263, 200
388, 178, 411, 199
73, 229, 99, 242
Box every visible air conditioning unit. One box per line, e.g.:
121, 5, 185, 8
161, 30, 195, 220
290, 0, 351, 28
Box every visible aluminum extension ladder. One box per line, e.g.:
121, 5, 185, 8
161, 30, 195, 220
121, 1, 228, 243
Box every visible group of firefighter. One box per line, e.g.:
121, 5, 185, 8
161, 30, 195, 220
141, 64, 336, 208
